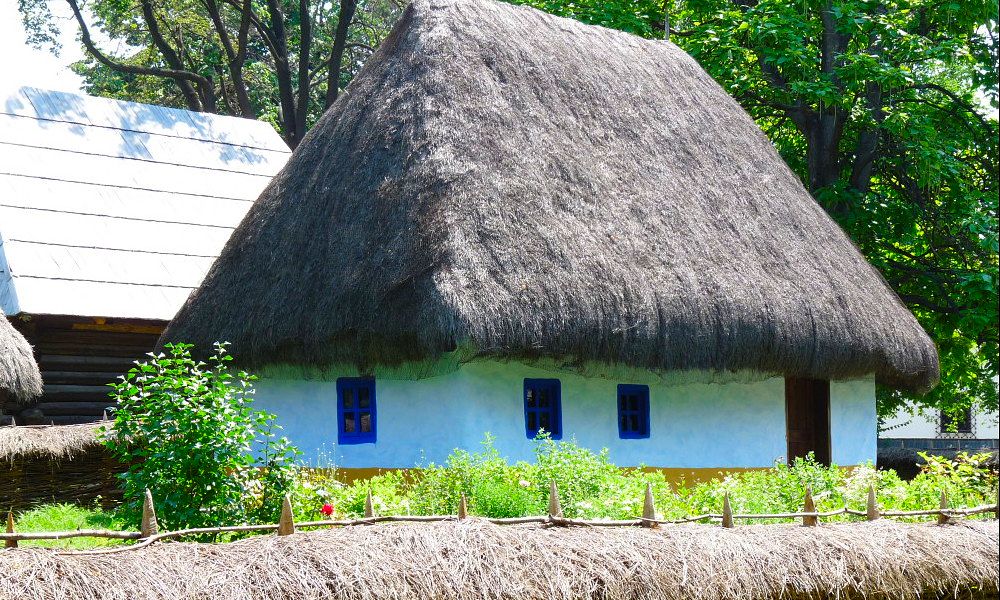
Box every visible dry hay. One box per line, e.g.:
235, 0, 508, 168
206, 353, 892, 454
0, 422, 105, 462
0, 423, 122, 511
1, 519, 997, 599
0, 311, 42, 404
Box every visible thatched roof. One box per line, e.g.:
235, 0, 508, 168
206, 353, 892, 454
161, 0, 938, 392
0, 311, 42, 403
0, 422, 104, 461
3, 520, 997, 599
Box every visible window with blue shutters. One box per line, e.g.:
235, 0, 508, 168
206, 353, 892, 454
337, 378, 376, 444
524, 378, 561, 439
617, 384, 649, 439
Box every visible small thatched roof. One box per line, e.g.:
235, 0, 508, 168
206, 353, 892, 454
3, 520, 997, 599
0, 311, 42, 403
162, 0, 938, 391
0, 422, 104, 461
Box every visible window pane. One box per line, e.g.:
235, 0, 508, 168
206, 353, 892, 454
360, 412, 372, 433
629, 414, 638, 432
620, 414, 628, 431
344, 413, 355, 433
342, 389, 354, 409
527, 412, 536, 431
358, 387, 370, 408
526, 388, 536, 408
539, 412, 550, 429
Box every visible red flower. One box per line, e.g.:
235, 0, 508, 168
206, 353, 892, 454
320, 503, 334, 517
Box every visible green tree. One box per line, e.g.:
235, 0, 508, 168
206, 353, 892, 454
103, 343, 299, 530
19, 0, 403, 147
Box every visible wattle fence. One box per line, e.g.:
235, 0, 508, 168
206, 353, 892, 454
4, 481, 999, 555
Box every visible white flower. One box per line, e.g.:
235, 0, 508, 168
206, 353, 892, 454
518, 479, 531, 488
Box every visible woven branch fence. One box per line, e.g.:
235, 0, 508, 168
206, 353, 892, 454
4, 482, 998, 555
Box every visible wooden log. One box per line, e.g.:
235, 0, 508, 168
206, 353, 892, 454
548, 481, 563, 519
141, 489, 158, 538
937, 490, 950, 525
277, 495, 295, 536
458, 494, 468, 520
801, 487, 818, 527
364, 490, 375, 518
5, 512, 16, 549
866, 485, 880, 521
641, 482, 658, 528
721, 493, 734, 528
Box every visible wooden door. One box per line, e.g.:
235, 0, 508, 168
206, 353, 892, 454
785, 378, 831, 465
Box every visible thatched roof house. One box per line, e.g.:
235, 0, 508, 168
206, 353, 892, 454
162, 0, 938, 474
1, 309, 42, 409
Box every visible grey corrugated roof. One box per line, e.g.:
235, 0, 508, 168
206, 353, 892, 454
0, 87, 290, 320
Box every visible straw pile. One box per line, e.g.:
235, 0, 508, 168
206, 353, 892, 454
0, 311, 42, 405
0, 423, 122, 511
2, 520, 997, 599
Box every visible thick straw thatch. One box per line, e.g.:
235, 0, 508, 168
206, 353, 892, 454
0, 422, 104, 461
0, 423, 123, 511
2, 520, 997, 599
162, 0, 938, 392
0, 312, 42, 404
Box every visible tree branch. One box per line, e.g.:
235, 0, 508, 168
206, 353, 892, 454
64, 0, 210, 112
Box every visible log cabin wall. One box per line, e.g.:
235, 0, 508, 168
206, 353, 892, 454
10, 315, 165, 425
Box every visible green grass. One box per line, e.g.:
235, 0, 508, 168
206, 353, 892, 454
12, 503, 129, 549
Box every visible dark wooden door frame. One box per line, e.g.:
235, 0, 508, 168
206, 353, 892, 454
785, 377, 832, 466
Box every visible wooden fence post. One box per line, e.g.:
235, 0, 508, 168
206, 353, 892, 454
548, 481, 563, 519
802, 487, 818, 527
721, 493, 734, 528
5, 512, 15, 549
364, 490, 375, 518
277, 494, 295, 536
141, 489, 159, 538
937, 490, 950, 525
866, 485, 880, 521
458, 494, 468, 520
641, 482, 658, 528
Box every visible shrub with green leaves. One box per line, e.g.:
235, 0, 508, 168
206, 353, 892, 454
290, 437, 997, 523
102, 343, 299, 530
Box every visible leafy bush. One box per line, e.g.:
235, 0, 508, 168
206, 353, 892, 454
103, 343, 299, 530
290, 436, 997, 523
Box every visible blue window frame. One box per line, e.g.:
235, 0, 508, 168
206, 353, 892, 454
617, 384, 650, 439
337, 378, 376, 444
524, 378, 561, 439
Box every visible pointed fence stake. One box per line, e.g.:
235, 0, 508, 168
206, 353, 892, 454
641, 483, 658, 528
140, 489, 159, 538
994, 486, 999, 521
801, 487, 818, 527
548, 481, 563, 519
458, 494, 468, 520
277, 494, 295, 536
937, 490, 950, 525
721, 493, 734, 528
866, 485, 880, 521
5, 511, 16, 549
364, 490, 375, 518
